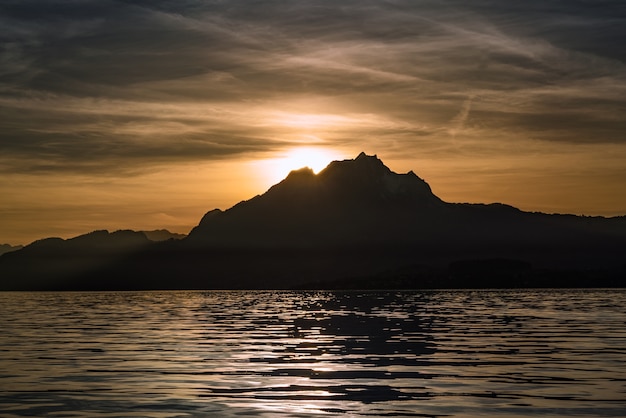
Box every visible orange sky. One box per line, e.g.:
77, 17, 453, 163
3, 143, 626, 245
1, 1, 626, 245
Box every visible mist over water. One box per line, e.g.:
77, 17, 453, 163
1, 290, 625, 417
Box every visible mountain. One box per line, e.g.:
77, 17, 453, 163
0, 229, 184, 290
188, 152, 625, 267
0, 244, 23, 256
188, 152, 444, 249
1, 153, 625, 290
141, 229, 186, 241
0, 230, 152, 290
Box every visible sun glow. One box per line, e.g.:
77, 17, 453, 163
281, 147, 343, 173
252, 147, 346, 188
272, 112, 357, 130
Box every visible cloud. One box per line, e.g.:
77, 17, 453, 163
0, 0, 625, 175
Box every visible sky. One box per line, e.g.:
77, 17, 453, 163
1, 0, 626, 245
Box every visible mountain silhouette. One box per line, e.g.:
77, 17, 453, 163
188, 152, 625, 269
1, 153, 625, 290
0, 229, 182, 290
141, 229, 186, 242
0, 243, 22, 256
188, 152, 444, 248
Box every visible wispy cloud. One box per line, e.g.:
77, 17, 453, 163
2, 1, 625, 172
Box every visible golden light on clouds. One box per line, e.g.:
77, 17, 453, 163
271, 112, 357, 130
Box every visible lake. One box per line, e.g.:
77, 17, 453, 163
0, 290, 625, 417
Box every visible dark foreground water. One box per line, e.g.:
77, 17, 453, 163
1, 290, 625, 417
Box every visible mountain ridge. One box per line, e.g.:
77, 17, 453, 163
0, 244, 23, 256
188, 153, 445, 248
1, 153, 625, 290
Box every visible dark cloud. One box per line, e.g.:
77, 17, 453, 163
1, 0, 625, 174
0, 102, 280, 174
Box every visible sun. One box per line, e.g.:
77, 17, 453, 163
281, 147, 341, 173
252, 147, 345, 187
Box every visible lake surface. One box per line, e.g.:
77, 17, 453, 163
1, 290, 625, 417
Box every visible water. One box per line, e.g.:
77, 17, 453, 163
0, 290, 625, 417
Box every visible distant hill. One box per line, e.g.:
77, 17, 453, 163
141, 229, 186, 242
0, 230, 152, 290
0, 229, 184, 290
0, 244, 23, 256
1, 153, 624, 290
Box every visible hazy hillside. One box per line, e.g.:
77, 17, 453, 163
0, 244, 22, 256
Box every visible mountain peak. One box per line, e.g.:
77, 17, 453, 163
286, 166, 316, 178
353, 151, 383, 165
319, 152, 390, 178
188, 152, 444, 247
192, 152, 443, 240
354, 151, 387, 169
312, 153, 439, 205
356, 151, 374, 160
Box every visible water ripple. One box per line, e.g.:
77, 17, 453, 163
0, 289, 625, 417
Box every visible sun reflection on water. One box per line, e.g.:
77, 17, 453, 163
1, 290, 626, 417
